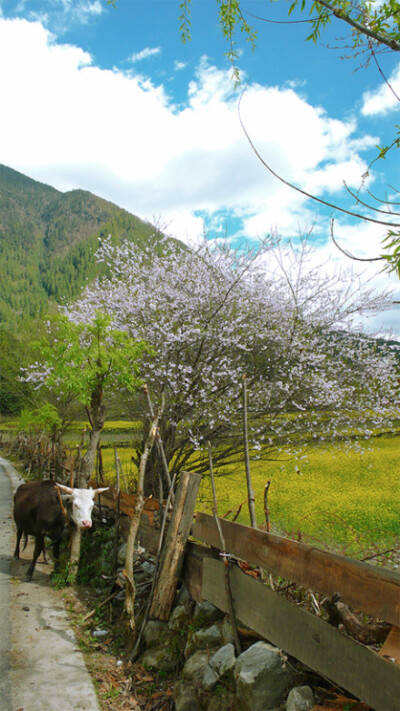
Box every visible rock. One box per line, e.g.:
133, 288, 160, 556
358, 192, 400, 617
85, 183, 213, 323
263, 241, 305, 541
142, 560, 156, 576
176, 584, 193, 608
193, 600, 224, 625
234, 641, 300, 711
185, 623, 223, 657
140, 645, 177, 672
194, 623, 223, 647
174, 681, 201, 711
286, 685, 315, 711
117, 543, 127, 565
117, 542, 143, 566
202, 664, 220, 691
182, 651, 211, 682
168, 604, 191, 631
221, 616, 235, 645
210, 643, 236, 676
207, 691, 239, 711
143, 620, 169, 648
92, 629, 108, 638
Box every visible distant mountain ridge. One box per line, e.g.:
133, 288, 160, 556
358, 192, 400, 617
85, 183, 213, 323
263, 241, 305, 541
0, 164, 158, 330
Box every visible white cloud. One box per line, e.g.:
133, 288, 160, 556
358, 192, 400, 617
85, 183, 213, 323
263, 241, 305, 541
129, 46, 161, 63
0, 16, 395, 332
361, 62, 400, 115
21, 0, 104, 31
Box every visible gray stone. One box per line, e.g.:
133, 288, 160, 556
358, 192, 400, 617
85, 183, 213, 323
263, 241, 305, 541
143, 620, 169, 648
207, 691, 238, 711
174, 681, 201, 711
168, 604, 191, 631
210, 643, 236, 676
193, 624, 223, 647
182, 651, 211, 682
140, 645, 177, 672
142, 560, 156, 576
176, 585, 192, 608
221, 616, 235, 644
117, 543, 127, 565
185, 623, 223, 657
202, 664, 220, 691
286, 685, 315, 711
234, 641, 300, 711
193, 600, 224, 625
118, 542, 143, 566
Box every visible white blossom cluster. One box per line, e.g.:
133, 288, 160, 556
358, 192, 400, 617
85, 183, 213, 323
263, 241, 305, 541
65, 235, 399, 474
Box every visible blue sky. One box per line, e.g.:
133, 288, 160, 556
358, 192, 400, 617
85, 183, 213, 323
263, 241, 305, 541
0, 0, 399, 332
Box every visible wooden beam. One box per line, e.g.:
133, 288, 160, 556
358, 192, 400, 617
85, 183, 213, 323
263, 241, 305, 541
379, 625, 400, 665
193, 512, 400, 626
202, 558, 400, 711
182, 541, 219, 603
150, 471, 201, 620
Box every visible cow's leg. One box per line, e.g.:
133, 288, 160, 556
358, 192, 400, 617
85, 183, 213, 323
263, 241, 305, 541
13, 527, 23, 559
41, 538, 48, 563
51, 538, 61, 571
25, 532, 44, 582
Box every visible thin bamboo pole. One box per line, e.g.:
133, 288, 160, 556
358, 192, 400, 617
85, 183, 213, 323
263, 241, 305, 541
242, 375, 257, 528
208, 442, 241, 655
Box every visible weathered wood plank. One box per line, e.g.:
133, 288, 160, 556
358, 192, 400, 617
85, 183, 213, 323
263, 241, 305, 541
193, 512, 400, 626
98, 488, 159, 521
182, 541, 219, 603
150, 472, 201, 620
202, 558, 400, 711
379, 625, 400, 665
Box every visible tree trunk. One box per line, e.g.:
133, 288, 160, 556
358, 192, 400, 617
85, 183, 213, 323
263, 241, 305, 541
79, 389, 106, 487
78, 426, 103, 487
150, 471, 201, 621
124, 397, 164, 642
69, 526, 81, 583
70, 385, 105, 576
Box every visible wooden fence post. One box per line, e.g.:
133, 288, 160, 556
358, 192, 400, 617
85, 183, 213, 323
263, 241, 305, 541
150, 471, 201, 621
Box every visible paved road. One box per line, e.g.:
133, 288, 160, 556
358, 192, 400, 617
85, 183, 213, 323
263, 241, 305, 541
0, 458, 100, 711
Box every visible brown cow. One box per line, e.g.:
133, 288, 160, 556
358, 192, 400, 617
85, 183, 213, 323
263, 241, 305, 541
13, 479, 108, 581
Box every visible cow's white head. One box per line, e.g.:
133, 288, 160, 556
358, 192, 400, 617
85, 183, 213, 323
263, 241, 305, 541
55, 484, 109, 529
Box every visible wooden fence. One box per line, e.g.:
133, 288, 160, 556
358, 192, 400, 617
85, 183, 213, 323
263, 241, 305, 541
97, 481, 400, 711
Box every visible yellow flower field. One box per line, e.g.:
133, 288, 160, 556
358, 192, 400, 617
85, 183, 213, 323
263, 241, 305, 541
98, 432, 399, 554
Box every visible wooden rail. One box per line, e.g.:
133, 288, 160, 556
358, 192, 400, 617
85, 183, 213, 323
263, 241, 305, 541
97, 486, 400, 709
192, 512, 400, 626
203, 558, 400, 711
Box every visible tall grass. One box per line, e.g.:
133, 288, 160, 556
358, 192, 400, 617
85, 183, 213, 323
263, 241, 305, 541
99, 434, 399, 554
5, 413, 395, 554
198, 437, 400, 554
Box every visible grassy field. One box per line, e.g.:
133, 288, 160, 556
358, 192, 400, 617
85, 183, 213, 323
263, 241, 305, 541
1, 417, 398, 554
97, 431, 400, 555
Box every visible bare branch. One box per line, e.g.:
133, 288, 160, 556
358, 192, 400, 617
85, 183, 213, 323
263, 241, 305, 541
238, 87, 400, 229
330, 218, 385, 262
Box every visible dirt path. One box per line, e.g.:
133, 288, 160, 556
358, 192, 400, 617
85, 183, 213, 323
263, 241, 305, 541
0, 458, 101, 711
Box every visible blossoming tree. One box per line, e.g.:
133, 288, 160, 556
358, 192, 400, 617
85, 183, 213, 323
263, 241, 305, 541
65, 235, 399, 493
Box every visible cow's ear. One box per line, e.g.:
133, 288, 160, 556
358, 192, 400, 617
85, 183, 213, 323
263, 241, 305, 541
55, 483, 73, 495
92, 487, 109, 496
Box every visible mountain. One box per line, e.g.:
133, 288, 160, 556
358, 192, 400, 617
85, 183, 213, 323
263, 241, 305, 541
0, 164, 158, 330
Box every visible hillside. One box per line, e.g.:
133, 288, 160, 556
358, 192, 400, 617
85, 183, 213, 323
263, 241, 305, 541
0, 164, 158, 329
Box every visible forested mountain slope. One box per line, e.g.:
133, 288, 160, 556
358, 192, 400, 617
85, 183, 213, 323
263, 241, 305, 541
0, 164, 157, 329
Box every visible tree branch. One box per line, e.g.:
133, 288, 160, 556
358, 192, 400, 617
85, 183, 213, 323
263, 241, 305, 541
315, 0, 400, 51
238, 86, 400, 229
